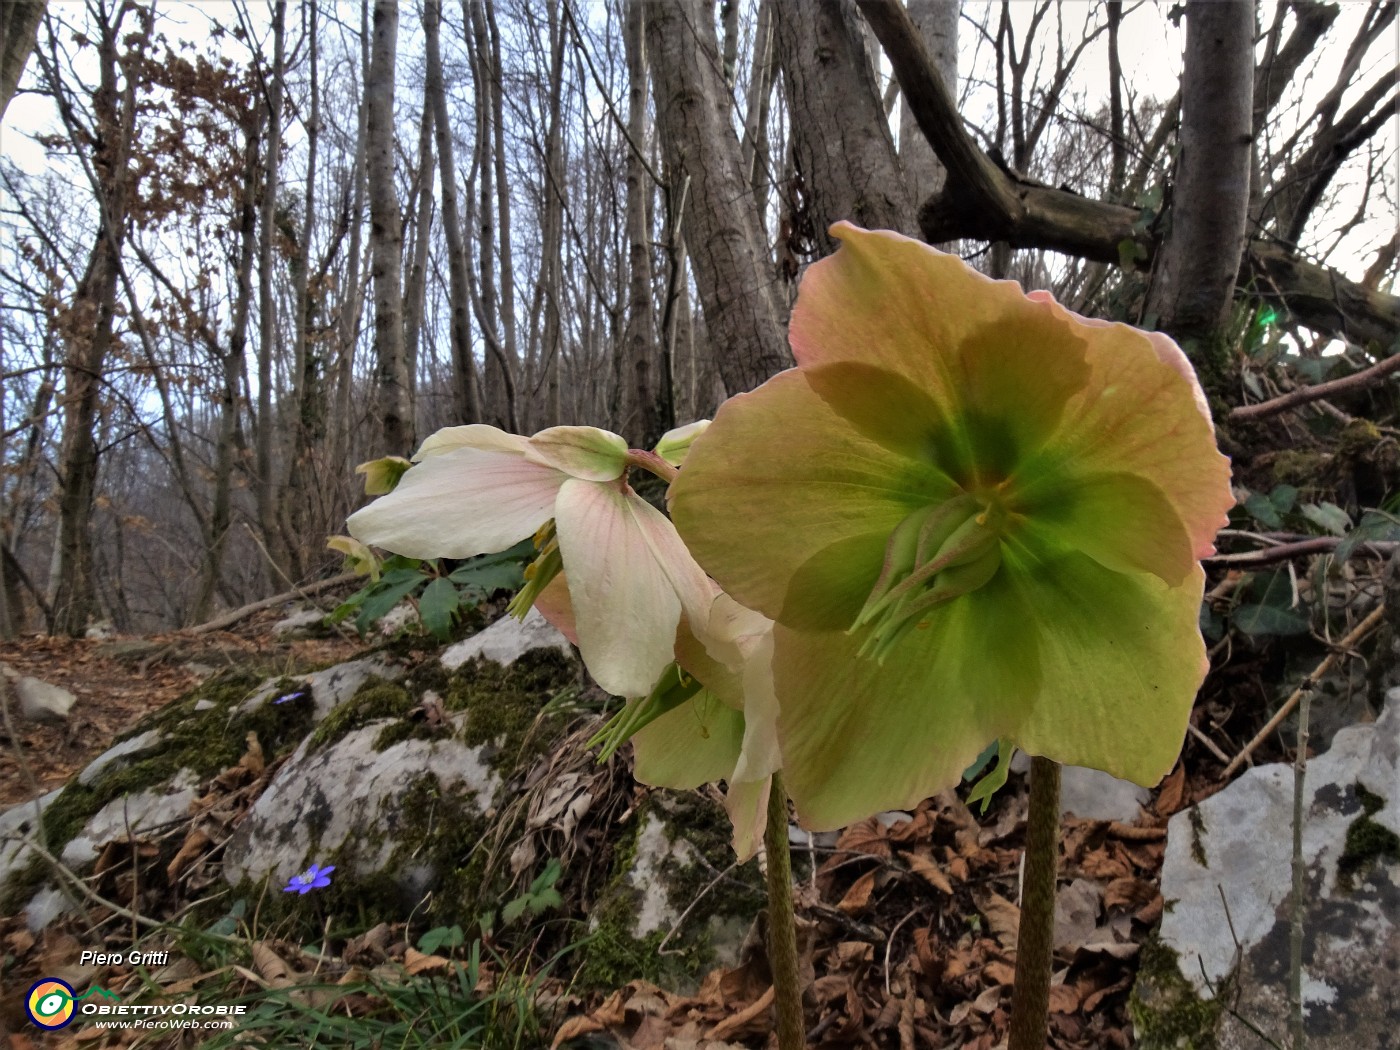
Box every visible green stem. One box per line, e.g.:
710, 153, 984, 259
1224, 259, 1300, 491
764, 773, 805, 1050
1007, 756, 1061, 1050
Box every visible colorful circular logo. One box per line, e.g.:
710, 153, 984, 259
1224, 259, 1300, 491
26, 978, 76, 1029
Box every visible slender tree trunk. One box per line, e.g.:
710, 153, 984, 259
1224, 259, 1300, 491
900, 0, 958, 204
1146, 0, 1255, 344
741, 0, 776, 223
0, 0, 44, 120
49, 5, 136, 636
537, 1, 567, 428
193, 112, 261, 624
367, 0, 413, 455
253, 0, 286, 573
773, 0, 915, 252
403, 95, 435, 404
485, 0, 520, 427
334, 0, 371, 473
622, 0, 660, 444
647, 0, 788, 395
425, 0, 478, 424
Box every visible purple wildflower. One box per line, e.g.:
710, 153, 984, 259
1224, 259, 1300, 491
283, 864, 334, 894
274, 690, 306, 705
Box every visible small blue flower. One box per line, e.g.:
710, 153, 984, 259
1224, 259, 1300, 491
274, 690, 306, 705
283, 864, 334, 894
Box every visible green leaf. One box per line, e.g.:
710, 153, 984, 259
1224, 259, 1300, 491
1335, 509, 1400, 563
1268, 485, 1298, 515
1199, 602, 1224, 643
447, 539, 533, 600
528, 887, 562, 915
1301, 501, 1350, 537
1242, 490, 1281, 529
1233, 602, 1310, 636
961, 739, 1000, 782
417, 924, 464, 954
966, 739, 1014, 815
419, 577, 461, 641
356, 574, 427, 632
500, 896, 529, 926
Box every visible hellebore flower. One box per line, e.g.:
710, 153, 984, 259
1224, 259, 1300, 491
670, 223, 1234, 831
347, 424, 711, 698
284, 863, 334, 894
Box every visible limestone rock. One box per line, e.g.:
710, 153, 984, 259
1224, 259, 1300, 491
1137, 697, 1400, 1049
14, 676, 77, 723
1011, 752, 1152, 822
61, 770, 201, 869
78, 730, 163, 787
442, 607, 571, 670
272, 608, 326, 638
0, 790, 59, 891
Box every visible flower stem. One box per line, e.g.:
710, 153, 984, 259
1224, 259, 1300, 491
624, 448, 679, 483
764, 773, 805, 1050
1007, 756, 1061, 1050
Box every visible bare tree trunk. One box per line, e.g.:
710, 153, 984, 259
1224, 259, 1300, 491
647, 0, 788, 396
367, 0, 413, 455
333, 0, 371, 474
0, 0, 44, 119
403, 95, 434, 403
537, 1, 567, 428
1146, 0, 1254, 344
425, 0, 478, 424
253, 0, 286, 574
899, 0, 957, 204
485, 0, 520, 427
773, 0, 915, 252
741, 0, 776, 222
622, 0, 660, 444
193, 111, 261, 624
47, 3, 137, 636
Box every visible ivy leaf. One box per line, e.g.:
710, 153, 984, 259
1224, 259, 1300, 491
1335, 509, 1400, 563
419, 578, 461, 641
1301, 501, 1350, 537
1233, 603, 1310, 636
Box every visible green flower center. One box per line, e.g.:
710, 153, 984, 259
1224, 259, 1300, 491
852, 485, 1019, 662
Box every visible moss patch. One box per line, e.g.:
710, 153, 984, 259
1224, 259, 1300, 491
1129, 936, 1224, 1050
306, 678, 416, 751
1339, 782, 1400, 887
445, 649, 577, 774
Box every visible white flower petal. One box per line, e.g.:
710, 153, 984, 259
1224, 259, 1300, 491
348, 446, 563, 559
525, 426, 629, 481
413, 424, 529, 461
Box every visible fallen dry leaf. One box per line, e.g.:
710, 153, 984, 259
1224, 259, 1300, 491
976, 892, 1020, 951
837, 869, 878, 914
836, 817, 891, 859
902, 850, 953, 894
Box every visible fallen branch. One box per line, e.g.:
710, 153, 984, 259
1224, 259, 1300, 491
1222, 603, 1386, 778
1207, 536, 1399, 566
183, 573, 358, 635
1230, 349, 1400, 421
857, 0, 1400, 351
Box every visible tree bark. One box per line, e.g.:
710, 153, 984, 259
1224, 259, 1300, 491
425, 0, 478, 424
367, 0, 413, 455
647, 0, 788, 395
1145, 0, 1255, 344
0, 0, 43, 120
773, 0, 915, 252
622, 0, 660, 444
899, 0, 957, 204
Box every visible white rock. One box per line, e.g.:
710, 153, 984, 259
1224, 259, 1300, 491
0, 789, 61, 892
222, 719, 500, 891
78, 730, 163, 786
1011, 752, 1151, 822
377, 603, 420, 636
15, 676, 76, 724
624, 812, 702, 937
237, 656, 402, 722
61, 770, 201, 868
442, 608, 572, 670
1149, 698, 1400, 1048
272, 608, 325, 638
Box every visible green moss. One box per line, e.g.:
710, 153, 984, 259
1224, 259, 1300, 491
306, 678, 416, 751
445, 649, 576, 773
1271, 450, 1331, 487
1129, 937, 1224, 1050
1188, 805, 1208, 867
1339, 781, 1400, 886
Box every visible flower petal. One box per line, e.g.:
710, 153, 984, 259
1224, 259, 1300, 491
554, 479, 701, 697
792, 224, 1091, 477
671, 369, 950, 624
347, 447, 563, 559
773, 569, 1037, 831
1002, 548, 1206, 787
631, 689, 745, 789
525, 426, 629, 481
724, 777, 772, 862
1030, 296, 1233, 558
414, 424, 529, 461
655, 420, 712, 466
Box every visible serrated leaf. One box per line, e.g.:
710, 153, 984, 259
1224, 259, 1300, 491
355, 574, 427, 632
1233, 602, 1310, 636
500, 896, 529, 926
419, 577, 460, 641
1301, 501, 1350, 536
1335, 509, 1400, 563
1269, 485, 1298, 515
528, 887, 562, 915
417, 924, 464, 954
1243, 491, 1281, 529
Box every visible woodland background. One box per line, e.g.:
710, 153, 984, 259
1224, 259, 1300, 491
0, 0, 1397, 639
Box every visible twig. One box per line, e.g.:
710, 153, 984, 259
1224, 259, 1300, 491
1222, 604, 1386, 777
2, 830, 165, 929
1231, 351, 1400, 422
1207, 537, 1399, 567
884, 909, 918, 996
656, 860, 739, 955
182, 573, 358, 635
1187, 721, 1233, 766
